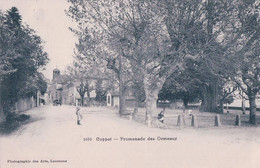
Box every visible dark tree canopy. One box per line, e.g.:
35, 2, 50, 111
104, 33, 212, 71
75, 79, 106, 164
0, 7, 49, 118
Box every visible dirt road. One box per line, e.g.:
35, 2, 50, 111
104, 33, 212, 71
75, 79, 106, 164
0, 105, 259, 168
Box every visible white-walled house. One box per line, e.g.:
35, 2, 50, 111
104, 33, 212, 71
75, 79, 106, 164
106, 91, 119, 107
106, 89, 136, 107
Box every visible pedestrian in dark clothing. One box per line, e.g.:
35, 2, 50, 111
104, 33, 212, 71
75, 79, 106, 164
158, 108, 165, 123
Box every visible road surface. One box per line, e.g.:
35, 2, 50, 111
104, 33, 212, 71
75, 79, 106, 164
0, 105, 260, 168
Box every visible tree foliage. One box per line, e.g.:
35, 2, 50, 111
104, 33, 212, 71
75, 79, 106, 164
0, 7, 49, 119
67, 0, 260, 125
229, 0, 260, 124
159, 67, 201, 107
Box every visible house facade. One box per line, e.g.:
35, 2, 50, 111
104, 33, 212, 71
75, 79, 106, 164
106, 91, 119, 107
106, 89, 136, 108
48, 68, 107, 106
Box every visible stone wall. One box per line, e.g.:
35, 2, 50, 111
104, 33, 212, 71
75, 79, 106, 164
14, 96, 36, 113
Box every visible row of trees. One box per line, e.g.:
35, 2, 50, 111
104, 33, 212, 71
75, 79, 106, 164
0, 7, 49, 122
66, 0, 259, 125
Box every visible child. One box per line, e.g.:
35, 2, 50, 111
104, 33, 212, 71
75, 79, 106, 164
188, 109, 192, 116
158, 108, 165, 123
76, 106, 83, 125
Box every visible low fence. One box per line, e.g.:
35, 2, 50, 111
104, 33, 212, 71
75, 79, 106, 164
157, 103, 260, 111
121, 107, 259, 127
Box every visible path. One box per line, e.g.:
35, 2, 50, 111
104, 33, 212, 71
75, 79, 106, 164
0, 105, 259, 168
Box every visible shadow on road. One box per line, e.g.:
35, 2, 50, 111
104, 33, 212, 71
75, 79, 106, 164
0, 114, 43, 136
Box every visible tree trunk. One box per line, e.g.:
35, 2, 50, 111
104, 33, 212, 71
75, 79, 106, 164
0, 103, 5, 123
183, 97, 189, 109
143, 72, 162, 127
219, 100, 224, 114
201, 87, 210, 111
80, 95, 84, 106
248, 95, 256, 125
87, 90, 90, 98
241, 98, 246, 114
119, 86, 127, 115
211, 81, 219, 112
201, 82, 218, 112
145, 90, 158, 127
118, 53, 127, 115
0, 87, 4, 122
200, 0, 219, 113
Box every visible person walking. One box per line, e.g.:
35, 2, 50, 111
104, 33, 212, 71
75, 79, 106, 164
76, 106, 83, 125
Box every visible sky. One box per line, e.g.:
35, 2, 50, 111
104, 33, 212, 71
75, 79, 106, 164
0, 0, 77, 80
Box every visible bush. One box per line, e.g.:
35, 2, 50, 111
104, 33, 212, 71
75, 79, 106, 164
6, 113, 30, 122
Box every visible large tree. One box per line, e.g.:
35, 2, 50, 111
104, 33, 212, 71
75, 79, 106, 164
163, 0, 248, 114
230, 0, 260, 124
67, 1, 146, 114
0, 7, 48, 122
67, 0, 259, 126
66, 0, 227, 126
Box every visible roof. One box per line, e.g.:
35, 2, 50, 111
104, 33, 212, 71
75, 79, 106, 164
107, 91, 119, 96
53, 68, 60, 72
111, 91, 119, 96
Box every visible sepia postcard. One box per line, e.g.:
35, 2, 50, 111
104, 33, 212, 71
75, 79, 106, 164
0, 0, 260, 168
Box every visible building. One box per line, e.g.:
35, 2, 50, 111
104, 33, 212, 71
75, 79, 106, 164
106, 91, 119, 107
49, 68, 64, 105
106, 89, 136, 108
48, 68, 108, 106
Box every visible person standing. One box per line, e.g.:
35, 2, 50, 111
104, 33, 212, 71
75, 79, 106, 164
76, 106, 82, 125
